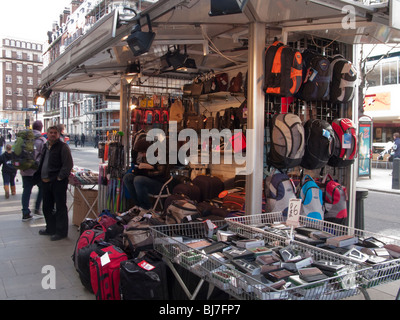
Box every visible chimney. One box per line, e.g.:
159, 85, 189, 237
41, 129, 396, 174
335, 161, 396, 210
70, 0, 84, 14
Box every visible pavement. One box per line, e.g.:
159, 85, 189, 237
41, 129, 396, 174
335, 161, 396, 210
0, 146, 399, 300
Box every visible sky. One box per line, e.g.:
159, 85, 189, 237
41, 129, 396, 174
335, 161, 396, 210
0, 0, 71, 43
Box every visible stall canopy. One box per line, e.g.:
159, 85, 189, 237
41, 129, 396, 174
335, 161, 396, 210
39, 0, 400, 95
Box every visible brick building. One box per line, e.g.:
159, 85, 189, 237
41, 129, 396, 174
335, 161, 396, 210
0, 37, 43, 131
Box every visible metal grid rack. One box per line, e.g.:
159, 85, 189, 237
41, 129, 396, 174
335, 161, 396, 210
150, 221, 368, 300
226, 213, 400, 291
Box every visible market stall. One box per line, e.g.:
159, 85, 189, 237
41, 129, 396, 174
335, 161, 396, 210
38, 0, 400, 300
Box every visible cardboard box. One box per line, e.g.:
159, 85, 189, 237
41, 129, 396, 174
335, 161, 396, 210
72, 188, 98, 226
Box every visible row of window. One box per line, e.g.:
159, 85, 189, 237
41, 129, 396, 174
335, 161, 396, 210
5, 75, 41, 85
3, 49, 42, 62
366, 56, 400, 87
4, 99, 34, 110
5, 87, 35, 97
3, 39, 42, 51
5, 62, 42, 73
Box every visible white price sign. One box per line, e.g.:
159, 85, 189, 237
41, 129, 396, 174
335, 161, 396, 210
287, 198, 301, 227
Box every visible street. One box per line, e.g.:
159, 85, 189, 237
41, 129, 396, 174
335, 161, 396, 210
364, 191, 400, 239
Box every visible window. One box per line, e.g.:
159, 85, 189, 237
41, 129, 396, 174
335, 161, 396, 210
17, 76, 23, 84
27, 77, 33, 85
382, 60, 398, 85
27, 89, 33, 97
16, 64, 23, 72
5, 100, 12, 110
6, 87, 12, 95
17, 100, 23, 110
5, 50, 12, 58
5, 75, 12, 83
16, 88, 23, 96
27, 65, 33, 73
6, 62, 12, 71
16, 51, 23, 59
27, 52, 33, 60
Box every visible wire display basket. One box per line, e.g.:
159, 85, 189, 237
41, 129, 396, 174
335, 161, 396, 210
149, 220, 367, 300
226, 213, 400, 289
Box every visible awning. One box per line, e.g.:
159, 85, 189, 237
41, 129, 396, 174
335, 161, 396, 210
39, 0, 400, 95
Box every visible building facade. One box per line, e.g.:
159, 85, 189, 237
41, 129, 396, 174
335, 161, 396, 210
0, 37, 43, 133
363, 45, 400, 152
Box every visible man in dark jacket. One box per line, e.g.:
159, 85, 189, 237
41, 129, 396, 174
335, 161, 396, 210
35, 126, 73, 241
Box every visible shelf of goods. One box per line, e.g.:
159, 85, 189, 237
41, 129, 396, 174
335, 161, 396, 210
149, 220, 369, 300
225, 213, 400, 294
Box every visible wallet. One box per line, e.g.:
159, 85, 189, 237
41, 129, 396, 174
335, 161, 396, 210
266, 269, 294, 282
298, 267, 328, 282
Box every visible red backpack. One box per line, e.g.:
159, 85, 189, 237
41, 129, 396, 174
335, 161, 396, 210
322, 174, 348, 221
328, 118, 357, 167
264, 41, 303, 97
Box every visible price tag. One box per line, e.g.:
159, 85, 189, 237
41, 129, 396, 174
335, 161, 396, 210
100, 252, 111, 267
287, 198, 301, 227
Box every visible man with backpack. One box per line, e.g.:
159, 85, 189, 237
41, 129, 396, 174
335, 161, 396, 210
20, 121, 47, 221
34, 125, 73, 241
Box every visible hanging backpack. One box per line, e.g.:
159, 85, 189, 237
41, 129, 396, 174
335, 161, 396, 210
268, 113, 305, 169
144, 110, 153, 125
329, 54, 357, 103
328, 118, 357, 167
300, 119, 335, 170
161, 108, 169, 124
221, 191, 246, 212
265, 172, 296, 217
264, 41, 303, 97
297, 50, 331, 101
298, 174, 324, 220
322, 174, 348, 222
12, 130, 39, 170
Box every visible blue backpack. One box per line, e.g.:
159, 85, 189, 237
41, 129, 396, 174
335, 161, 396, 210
298, 174, 324, 220
265, 172, 296, 217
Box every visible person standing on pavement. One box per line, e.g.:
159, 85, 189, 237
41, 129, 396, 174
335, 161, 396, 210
391, 132, 400, 176
34, 126, 73, 241
81, 133, 85, 147
0, 134, 5, 154
20, 120, 47, 221
57, 124, 66, 142
0, 144, 17, 199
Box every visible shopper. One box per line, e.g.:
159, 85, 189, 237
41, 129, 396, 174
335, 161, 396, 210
57, 124, 66, 142
123, 138, 170, 210
74, 134, 79, 147
20, 120, 47, 221
34, 125, 73, 241
0, 144, 17, 199
0, 134, 5, 154
391, 132, 400, 176
94, 133, 99, 148
81, 133, 85, 147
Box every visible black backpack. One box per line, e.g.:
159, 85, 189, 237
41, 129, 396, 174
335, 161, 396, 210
300, 119, 335, 170
297, 50, 331, 101
329, 54, 357, 103
264, 41, 303, 97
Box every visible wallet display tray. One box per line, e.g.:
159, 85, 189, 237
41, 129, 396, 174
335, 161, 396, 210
226, 212, 400, 289
149, 221, 367, 300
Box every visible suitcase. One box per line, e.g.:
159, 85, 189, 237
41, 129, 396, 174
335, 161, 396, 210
120, 251, 169, 300
172, 182, 201, 202
192, 175, 224, 202
89, 245, 128, 300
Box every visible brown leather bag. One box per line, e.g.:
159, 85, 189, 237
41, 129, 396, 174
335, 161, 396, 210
229, 72, 243, 93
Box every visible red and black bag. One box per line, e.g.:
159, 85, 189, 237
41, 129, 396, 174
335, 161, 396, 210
322, 174, 348, 222
72, 225, 106, 271
328, 118, 357, 168
89, 245, 128, 300
221, 191, 246, 211
192, 175, 225, 202
264, 41, 302, 97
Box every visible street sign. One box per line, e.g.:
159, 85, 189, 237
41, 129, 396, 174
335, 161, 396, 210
22, 108, 39, 112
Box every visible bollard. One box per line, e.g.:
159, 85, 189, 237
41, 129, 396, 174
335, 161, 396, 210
355, 188, 368, 230
392, 158, 400, 189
